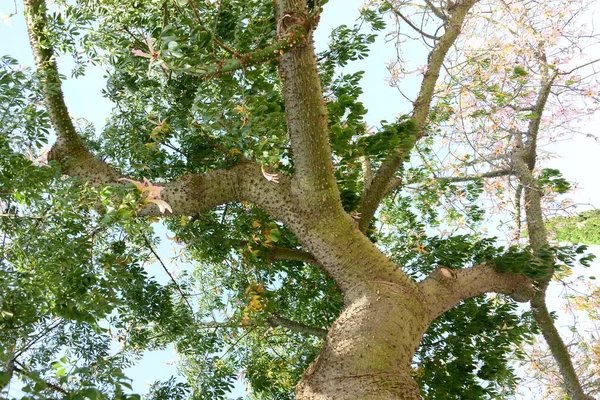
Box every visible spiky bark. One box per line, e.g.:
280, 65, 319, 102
22, 0, 565, 398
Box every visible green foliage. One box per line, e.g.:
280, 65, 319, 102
512, 65, 529, 78
161, 205, 342, 399
318, 23, 379, 86
357, 117, 418, 160
489, 243, 595, 279
0, 56, 198, 399
546, 210, 600, 245
3, 0, 591, 398
378, 227, 534, 397
416, 298, 533, 399
538, 168, 571, 194
146, 377, 189, 400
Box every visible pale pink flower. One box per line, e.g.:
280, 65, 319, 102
25, 147, 50, 167
118, 177, 173, 214
261, 166, 279, 183
132, 36, 168, 71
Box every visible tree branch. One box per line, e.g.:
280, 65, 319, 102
358, 0, 478, 232
25, 0, 121, 186
141, 233, 193, 312
360, 155, 373, 196
459, 152, 511, 168
139, 162, 308, 238
514, 183, 523, 242
274, 0, 342, 213
24, 0, 305, 233
265, 245, 317, 264
232, 240, 317, 264
511, 58, 591, 398
424, 0, 448, 20
524, 64, 557, 169
383, 176, 403, 197
267, 315, 327, 337
437, 168, 513, 183
418, 264, 534, 321
390, 7, 442, 40
358, 159, 405, 232
178, 24, 311, 77
13, 361, 70, 396
530, 292, 594, 400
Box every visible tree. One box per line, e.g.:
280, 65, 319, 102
546, 210, 600, 245
0, 0, 598, 399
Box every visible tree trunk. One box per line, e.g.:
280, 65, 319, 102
295, 282, 428, 399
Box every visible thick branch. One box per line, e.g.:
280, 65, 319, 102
180, 24, 310, 77
233, 240, 316, 264
418, 264, 534, 321
267, 315, 327, 338
512, 62, 590, 398
514, 183, 523, 241
383, 176, 403, 197
412, 0, 477, 134
358, 0, 477, 232
524, 67, 557, 169
140, 162, 298, 223
360, 155, 373, 196
25, 0, 121, 186
266, 245, 317, 264
274, 0, 342, 212
512, 152, 549, 268
357, 160, 402, 232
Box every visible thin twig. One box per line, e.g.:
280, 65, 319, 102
13, 360, 70, 395
13, 319, 64, 361
141, 233, 193, 312
391, 7, 441, 40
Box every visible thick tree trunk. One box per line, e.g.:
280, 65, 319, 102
295, 284, 428, 399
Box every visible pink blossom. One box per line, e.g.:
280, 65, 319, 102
132, 36, 168, 71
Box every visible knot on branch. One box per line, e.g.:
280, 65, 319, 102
431, 265, 458, 281
276, 12, 312, 43
510, 283, 536, 303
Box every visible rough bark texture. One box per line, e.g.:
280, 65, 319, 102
419, 264, 534, 320
274, 0, 341, 213
511, 64, 591, 398
22, 0, 588, 398
295, 281, 428, 399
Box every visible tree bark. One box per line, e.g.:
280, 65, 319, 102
511, 64, 591, 398
295, 280, 428, 399
23, 0, 590, 398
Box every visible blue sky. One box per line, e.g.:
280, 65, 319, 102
1, 0, 393, 397
2, 0, 600, 398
